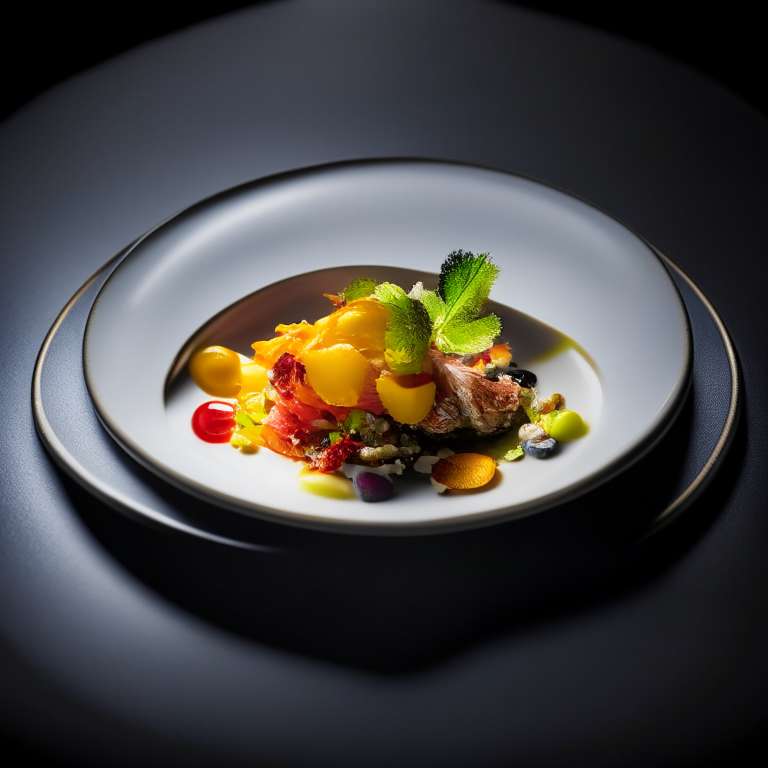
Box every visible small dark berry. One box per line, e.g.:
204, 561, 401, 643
521, 438, 557, 458
492, 367, 537, 387
353, 472, 395, 502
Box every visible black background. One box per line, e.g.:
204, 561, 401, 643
2, 1, 766, 126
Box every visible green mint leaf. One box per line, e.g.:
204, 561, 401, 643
373, 282, 431, 375
343, 278, 379, 303
416, 289, 446, 326
438, 249, 499, 324
435, 313, 502, 355
431, 250, 501, 354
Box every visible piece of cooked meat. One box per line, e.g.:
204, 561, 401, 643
417, 348, 521, 435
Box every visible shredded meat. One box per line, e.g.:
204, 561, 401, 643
417, 348, 521, 435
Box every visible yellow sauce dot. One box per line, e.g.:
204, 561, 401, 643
298, 467, 356, 499
548, 410, 589, 442
188, 346, 242, 397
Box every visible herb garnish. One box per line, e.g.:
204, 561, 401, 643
344, 277, 379, 303
373, 282, 432, 375
417, 250, 501, 355
337, 250, 502, 372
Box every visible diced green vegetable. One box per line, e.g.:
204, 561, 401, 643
540, 410, 560, 434
503, 445, 525, 461
240, 392, 268, 423
343, 409, 366, 433
235, 410, 255, 429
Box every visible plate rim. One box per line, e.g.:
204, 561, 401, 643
79, 158, 695, 535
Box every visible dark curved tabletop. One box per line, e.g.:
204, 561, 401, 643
2, 2, 767, 766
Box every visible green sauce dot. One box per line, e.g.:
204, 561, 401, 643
298, 468, 356, 499
549, 410, 588, 442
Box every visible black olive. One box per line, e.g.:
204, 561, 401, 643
493, 367, 537, 387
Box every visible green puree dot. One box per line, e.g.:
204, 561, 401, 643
549, 410, 588, 442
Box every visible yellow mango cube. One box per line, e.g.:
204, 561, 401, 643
375, 375, 436, 424
306, 298, 389, 358
328, 299, 388, 351
302, 344, 369, 406
238, 362, 269, 398
251, 321, 318, 369
489, 344, 512, 366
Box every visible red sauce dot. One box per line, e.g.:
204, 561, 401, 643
192, 401, 236, 443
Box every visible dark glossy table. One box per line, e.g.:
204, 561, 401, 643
2, 2, 767, 765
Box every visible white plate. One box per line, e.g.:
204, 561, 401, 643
84, 160, 690, 534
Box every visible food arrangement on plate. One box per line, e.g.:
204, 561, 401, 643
187, 250, 587, 502
78, 161, 692, 531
